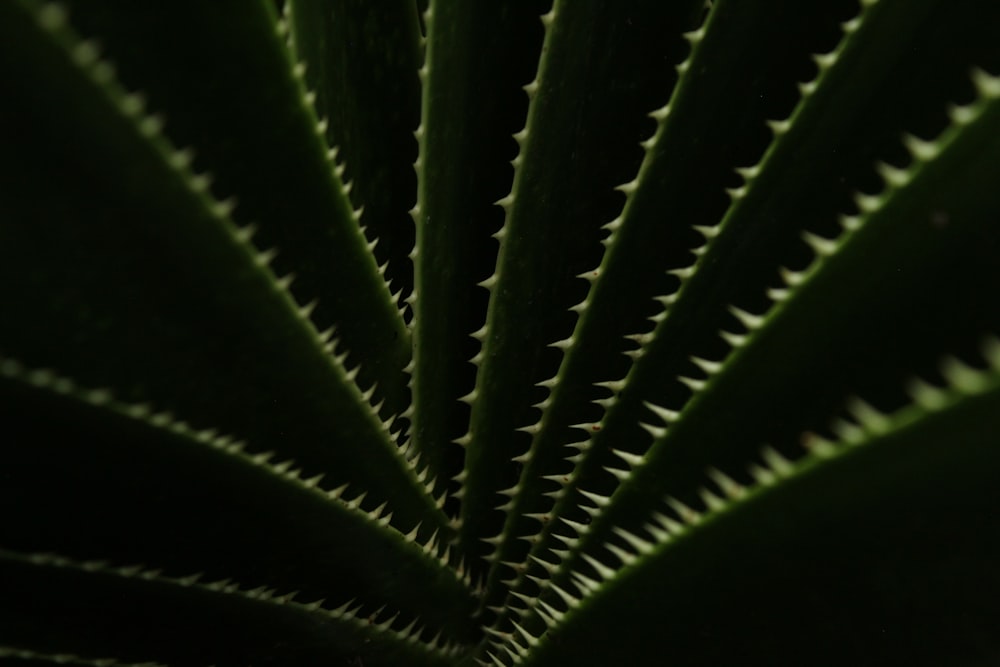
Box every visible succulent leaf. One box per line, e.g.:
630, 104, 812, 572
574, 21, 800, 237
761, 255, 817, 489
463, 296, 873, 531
2, 0, 1000, 665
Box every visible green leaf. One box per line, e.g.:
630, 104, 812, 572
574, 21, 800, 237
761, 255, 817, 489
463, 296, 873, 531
510, 342, 1000, 666
0, 0, 446, 536
3, 0, 1000, 664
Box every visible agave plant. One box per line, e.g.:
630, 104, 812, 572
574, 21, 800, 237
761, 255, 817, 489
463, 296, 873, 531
2, 0, 1000, 664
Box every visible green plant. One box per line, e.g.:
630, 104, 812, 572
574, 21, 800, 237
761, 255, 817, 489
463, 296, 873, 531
2, 0, 1000, 664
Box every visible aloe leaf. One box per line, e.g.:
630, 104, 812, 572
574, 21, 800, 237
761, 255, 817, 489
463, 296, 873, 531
284, 0, 422, 304
47, 0, 412, 411
490, 0, 1000, 624
0, 0, 450, 535
0, 549, 465, 667
566, 0, 1000, 478
508, 342, 1000, 666
0, 360, 477, 642
0, 645, 168, 667
3, 0, 1000, 664
409, 0, 549, 501
582, 65, 1000, 545
479, 0, 899, 622
507, 66, 1000, 641
456, 0, 704, 569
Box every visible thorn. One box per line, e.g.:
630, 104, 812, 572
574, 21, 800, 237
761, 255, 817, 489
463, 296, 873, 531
611, 448, 644, 469
728, 305, 764, 329
639, 422, 667, 439
677, 375, 706, 392
690, 355, 723, 375
644, 401, 680, 424
582, 553, 616, 580
801, 230, 838, 257
812, 50, 838, 69
767, 118, 791, 135
902, 133, 939, 161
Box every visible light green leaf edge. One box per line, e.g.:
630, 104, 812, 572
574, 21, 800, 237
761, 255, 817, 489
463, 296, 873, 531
498, 338, 1000, 665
